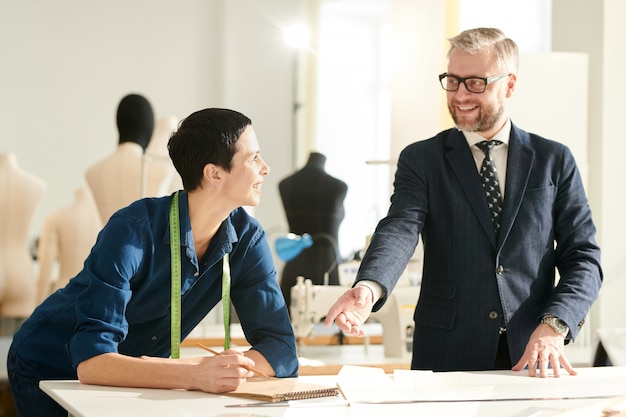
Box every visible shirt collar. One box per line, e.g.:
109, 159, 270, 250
165, 190, 238, 265
179, 190, 238, 251
461, 119, 511, 148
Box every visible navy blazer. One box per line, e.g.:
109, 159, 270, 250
357, 123, 602, 371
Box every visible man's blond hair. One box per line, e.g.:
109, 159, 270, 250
448, 27, 519, 74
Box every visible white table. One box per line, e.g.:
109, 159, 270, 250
40, 366, 626, 417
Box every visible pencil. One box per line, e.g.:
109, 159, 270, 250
196, 343, 270, 378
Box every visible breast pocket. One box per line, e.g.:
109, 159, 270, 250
515, 185, 556, 247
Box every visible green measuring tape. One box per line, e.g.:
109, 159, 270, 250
222, 253, 231, 350
169, 191, 232, 358
169, 192, 182, 359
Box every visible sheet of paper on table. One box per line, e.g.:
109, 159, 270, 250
336, 365, 493, 404
334, 365, 626, 417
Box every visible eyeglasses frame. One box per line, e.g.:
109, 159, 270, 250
438, 73, 511, 93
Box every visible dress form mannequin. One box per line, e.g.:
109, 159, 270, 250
0, 152, 46, 335
86, 94, 169, 223
278, 152, 348, 308
144, 115, 181, 194
36, 186, 102, 303
86, 142, 145, 224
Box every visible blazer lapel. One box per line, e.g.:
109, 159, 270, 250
498, 125, 534, 247
445, 130, 498, 247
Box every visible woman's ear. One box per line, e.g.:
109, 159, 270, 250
203, 163, 222, 186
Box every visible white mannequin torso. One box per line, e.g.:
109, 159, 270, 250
36, 186, 102, 303
143, 156, 176, 197
145, 115, 182, 194
0, 152, 46, 319
86, 142, 171, 224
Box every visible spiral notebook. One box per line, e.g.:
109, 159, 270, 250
224, 377, 339, 402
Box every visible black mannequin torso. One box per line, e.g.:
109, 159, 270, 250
278, 152, 348, 308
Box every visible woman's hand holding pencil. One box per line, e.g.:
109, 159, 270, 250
196, 343, 269, 378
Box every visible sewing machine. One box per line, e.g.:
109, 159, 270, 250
290, 275, 420, 359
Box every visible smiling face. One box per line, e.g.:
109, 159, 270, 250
220, 125, 270, 207
446, 48, 515, 139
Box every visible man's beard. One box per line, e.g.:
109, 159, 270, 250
449, 100, 504, 133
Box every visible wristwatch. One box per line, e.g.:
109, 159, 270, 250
541, 315, 569, 336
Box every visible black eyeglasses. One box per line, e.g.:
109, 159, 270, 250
438, 73, 511, 93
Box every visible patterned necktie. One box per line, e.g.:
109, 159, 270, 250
476, 140, 503, 233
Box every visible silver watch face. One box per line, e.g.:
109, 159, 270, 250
543, 316, 568, 335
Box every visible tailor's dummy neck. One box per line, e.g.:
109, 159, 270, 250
74, 187, 91, 202
0, 152, 18, 166
305, 152, 326, 170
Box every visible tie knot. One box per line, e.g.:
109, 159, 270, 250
476, 140, 503, 155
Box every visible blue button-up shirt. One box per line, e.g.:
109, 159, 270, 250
11, 191, 298, 379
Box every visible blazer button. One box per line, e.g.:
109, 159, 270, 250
497, 265, 504, 274
488, 311, 499, 320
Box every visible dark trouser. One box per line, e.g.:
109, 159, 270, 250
493, 331, 512, 370
7, 344, 67, 417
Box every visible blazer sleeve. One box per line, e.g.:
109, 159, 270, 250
544, 144, 602, 339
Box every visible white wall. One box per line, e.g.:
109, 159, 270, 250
389, 0, 446, 157
218, 0, 304, 237
508, 52, 589, 178
0, 0, 299, 246
0, 0, 216, 240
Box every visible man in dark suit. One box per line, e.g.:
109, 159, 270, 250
324, 27, 602, 378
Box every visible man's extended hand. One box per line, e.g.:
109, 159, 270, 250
512, 323, 576, 378
323, 286, 374, 336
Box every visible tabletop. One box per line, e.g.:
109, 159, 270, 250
40, 366, 626, 417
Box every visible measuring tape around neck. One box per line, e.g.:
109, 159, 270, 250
169, 191, 232, 357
